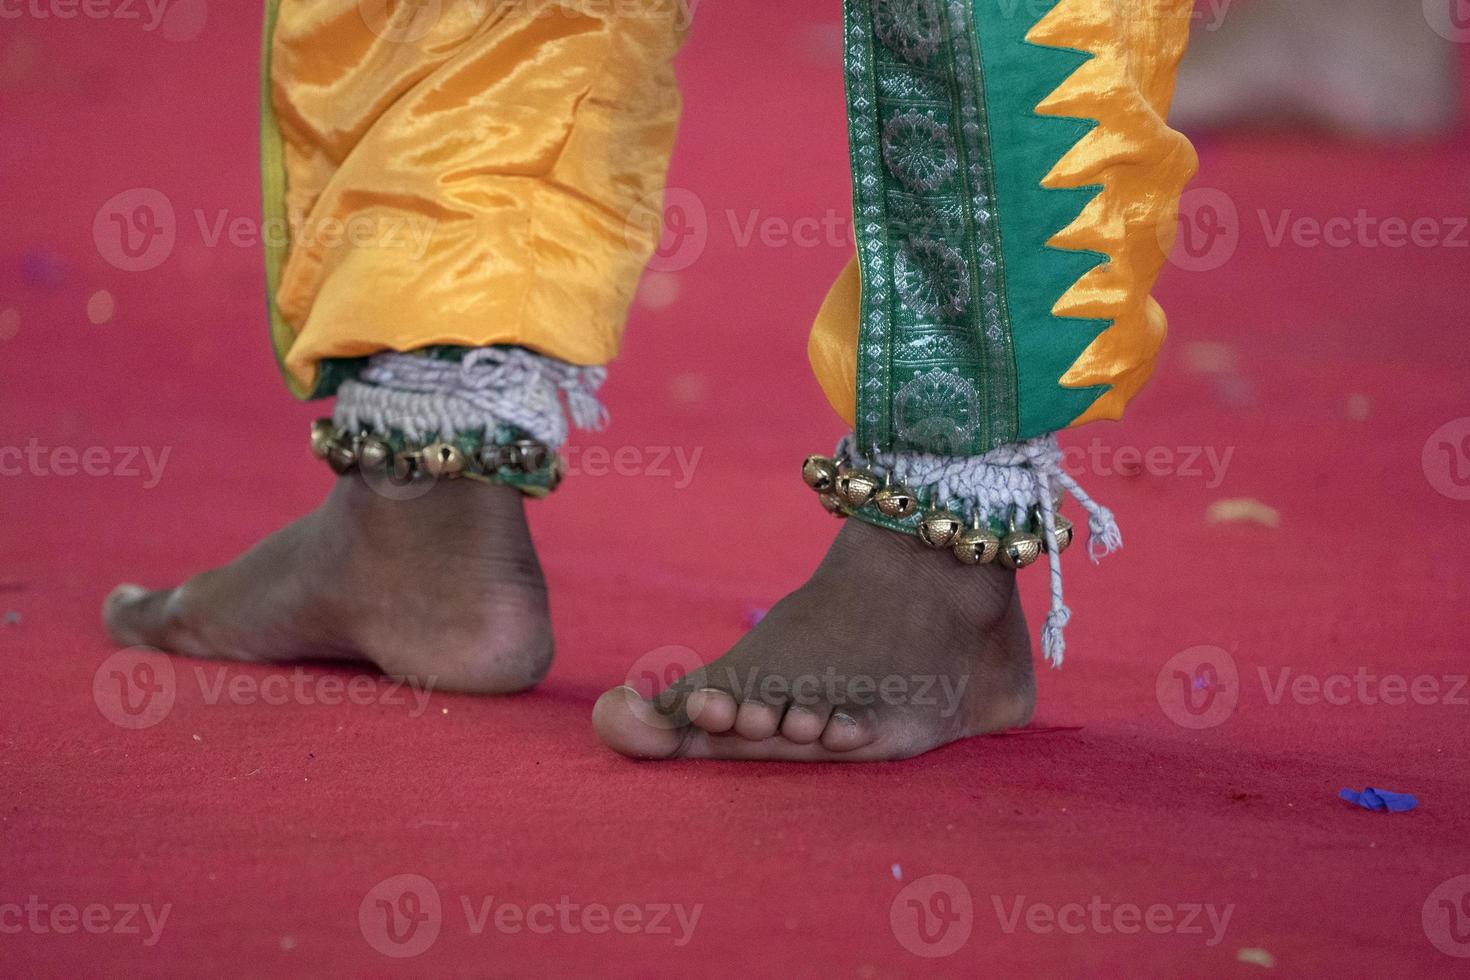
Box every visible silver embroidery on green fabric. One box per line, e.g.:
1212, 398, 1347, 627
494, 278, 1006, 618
845, 0, 1017, 455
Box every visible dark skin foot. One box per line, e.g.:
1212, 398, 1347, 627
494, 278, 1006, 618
593, 518, 1036, 761
102, 476, 552, 694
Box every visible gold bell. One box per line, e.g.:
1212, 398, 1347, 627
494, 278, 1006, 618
818, 492, 848, 517
310, 419, 337, 460
836, 468, 882, 509
326, 442, 357, 475
515, 440, 551, 473
802, 455, 839, 493
953, 519, 1001, 565
478, 444, 510, 473
421, 443, 467, 479
358, 438, 392, 472
874, 484, 918, 520
999, 517, 1043, 569
1048, 515, 1074, 553
916, 508, 964, 549
391, 450, 419, 482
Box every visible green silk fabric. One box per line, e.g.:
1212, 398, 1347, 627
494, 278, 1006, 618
845, 0, 1110, 454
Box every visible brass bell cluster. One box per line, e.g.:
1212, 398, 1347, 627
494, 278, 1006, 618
312, 419, 562, 489
802, 454, 1073, 570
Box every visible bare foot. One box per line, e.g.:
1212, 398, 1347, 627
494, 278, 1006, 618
102, 476, 552, 694
594, 518, 1035, 761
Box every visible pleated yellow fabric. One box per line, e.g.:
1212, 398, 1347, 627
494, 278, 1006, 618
810, 0, 1197, 431
267, 0, 685, 394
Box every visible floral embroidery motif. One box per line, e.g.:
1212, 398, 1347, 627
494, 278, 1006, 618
873, 0, 942, 64
882, 112, 958, 193
894, 368, 981, 455
847, 0, 1015, 454
895, 237, 970, 320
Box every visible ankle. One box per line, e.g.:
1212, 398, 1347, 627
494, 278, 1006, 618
821, 518, 1017, 614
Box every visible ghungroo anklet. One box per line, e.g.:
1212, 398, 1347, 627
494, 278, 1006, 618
309, 346, 608, 496
802, 434, 1121, 666
311, 420, 563, 495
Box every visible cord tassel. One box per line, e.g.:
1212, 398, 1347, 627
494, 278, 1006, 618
835, 433, 1120, 667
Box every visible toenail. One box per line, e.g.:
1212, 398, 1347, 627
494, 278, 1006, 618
108, 584, 146, 606
831, 711, 857, 727
687, 688, 723, 708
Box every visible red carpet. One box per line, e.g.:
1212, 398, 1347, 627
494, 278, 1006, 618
3, 5, 1469, 977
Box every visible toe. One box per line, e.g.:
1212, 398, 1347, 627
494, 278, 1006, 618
593, 686, 689, 759
820, 710, 876, 753
103, 584, 183, 650
733, 701, 784, 741
779, 703, 832, 744
686, 688, 738, 733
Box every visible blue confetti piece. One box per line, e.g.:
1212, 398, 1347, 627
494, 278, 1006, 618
20, 249, 69, 291
1339, 787, 1418, 813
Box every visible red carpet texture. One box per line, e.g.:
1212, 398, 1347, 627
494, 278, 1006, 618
3, 4, 1469, 978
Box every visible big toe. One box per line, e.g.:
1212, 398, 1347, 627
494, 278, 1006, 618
103, 583, 180, 649
593, 686, 689, 760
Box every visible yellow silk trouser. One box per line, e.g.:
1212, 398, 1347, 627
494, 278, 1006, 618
266, 1, 1194, 430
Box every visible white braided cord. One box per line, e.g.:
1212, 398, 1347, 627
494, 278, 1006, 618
838, 433, 1122, 668
332, 348, 607, 449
